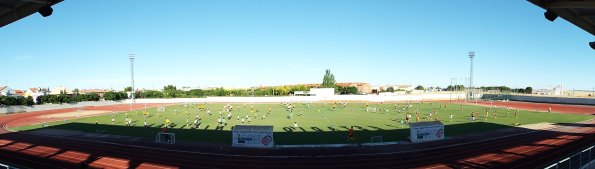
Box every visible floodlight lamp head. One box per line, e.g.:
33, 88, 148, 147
544, 9, 558, 22
38, 5, 53, 17
589, 41, 595, 50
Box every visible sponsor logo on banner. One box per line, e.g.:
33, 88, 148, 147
261, 135, 272, 145
436, 129, 444, 138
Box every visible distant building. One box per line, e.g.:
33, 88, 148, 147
382, 84, 415, 92
336, 82, 371, 94
310, 88, 335, 96
24, 88, 49, 103
13, 90, 25, 97
50, 86, 73, 95
80, 89, 111, 99
294, 88, 335, 96
0, 86, 12, 96
534, 85, 563, 96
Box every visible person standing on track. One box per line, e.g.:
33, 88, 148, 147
348, 126, 355, 142
548, 107, 552, 113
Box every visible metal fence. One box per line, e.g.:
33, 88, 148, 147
544, 145, 594, 169
0, 162, 19, 169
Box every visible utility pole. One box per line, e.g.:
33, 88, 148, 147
129, 54, 136, 103
469, 51, 475, 102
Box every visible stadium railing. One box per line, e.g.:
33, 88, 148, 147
543, 144, 594, 169
0, 162, 20, 169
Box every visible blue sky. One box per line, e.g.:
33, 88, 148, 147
1, 1, 594, 90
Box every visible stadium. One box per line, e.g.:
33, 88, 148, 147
1, 0, 595, 169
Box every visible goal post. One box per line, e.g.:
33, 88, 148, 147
155, 132, 175, 144
157, 106, 166, 113
370, 136, 383, 143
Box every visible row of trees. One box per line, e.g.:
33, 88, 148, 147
0, 93, 101, 106
104, 91, 128, 101
36, 93, 101, 104
0, 96, 35, 106
479, 86, 533, 94
135, 85, 314, 99
336, 86, 358, 95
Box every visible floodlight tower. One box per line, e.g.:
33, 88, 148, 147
129, 54, 136, 103
469, 51, 475, 100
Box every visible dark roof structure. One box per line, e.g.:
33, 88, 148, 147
0, 0, 63, 28
528, 0, 595, 36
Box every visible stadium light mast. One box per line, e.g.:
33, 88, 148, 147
469, 51, 475, 101
129, 54, 136, 103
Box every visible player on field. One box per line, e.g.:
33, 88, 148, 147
415, 112, 420, 122
471, 112, 476, 122
449, 114, 453, 123
165, 118, 171, 128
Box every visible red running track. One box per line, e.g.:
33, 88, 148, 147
462, 100, 595, 115
0, 102, 593, 168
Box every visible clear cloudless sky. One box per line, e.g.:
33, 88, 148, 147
1, 0, 594, 91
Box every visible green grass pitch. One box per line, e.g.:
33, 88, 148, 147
12, 102, 594, 145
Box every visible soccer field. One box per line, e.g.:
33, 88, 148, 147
12, 102, 594, 145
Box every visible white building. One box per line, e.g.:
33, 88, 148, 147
0, 86, 12, 96
381, 85, 415, 92
294, 88, 335, 96
50, 86, 73, 95
534, 85, 563, 96
309, 88, 335, 96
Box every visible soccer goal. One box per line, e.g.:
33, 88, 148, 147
157, 106, 166, 113
370, 136, 383, 143
366, 107, 379, 112
155, 132, 176, 144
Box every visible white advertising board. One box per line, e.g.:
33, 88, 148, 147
232, 125, 274, 148
409, 121, 445, 143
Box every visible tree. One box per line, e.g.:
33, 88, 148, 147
142, 90, 163, 98
525, 87, 533, 94
73, 88, 79, 95
25, 96, 34, 106
386, 87, 395, 92
321, 69, 336, 88
104, 91, 127, 101
163, 85, 180, 98
124, 86, 132, 92
415, 85, 425, 90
